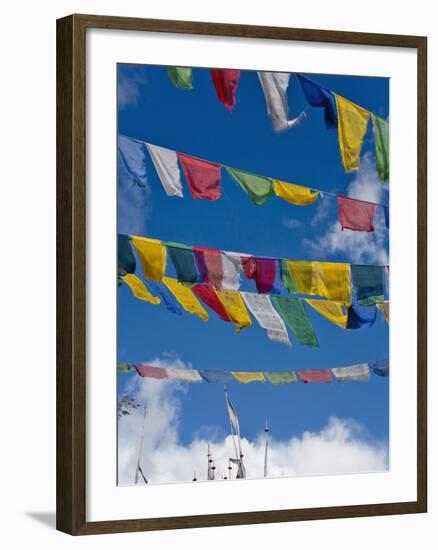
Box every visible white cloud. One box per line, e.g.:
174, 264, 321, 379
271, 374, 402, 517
282, 216, 302, 230
118, 356, 388, 485
118, 66, 148, 109
303, 153, 389, 264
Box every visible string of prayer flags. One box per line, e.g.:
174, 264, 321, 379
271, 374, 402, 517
178, 153, 222, 200
225, 167, 273, 206
271, 296, 319, 348
335, 95, 370, 172
211, 69, 240, 110
134, 364, 168, 379
167, 242, 201, 283
124, 360, 389, 384
167, 66, 193, 89
337, 196, 377, 232
273, 180, 319, 206
258, 72, 306, 132
118, 234, 136, 276
242, 256, 277, 294
192, 284, 231, 323
131, 235, 167, 282
297, 369, 333, 383
347, 302, 377, 329
216, 290, 253, 333
122, 274, 160, 304
371, 114, 389, 182
232, 371, 266, 383
370, 358, 389, 377
162, 276, 209, 320
331, 363, 370, 382
351, 264, 384, 302
199, 370, 235, 383
284, 260, 352, 304
296, 74, 338, 129
193, 246, 223, 289
147, 281, 183, 316
118, 135, 148, 187
146, 143, 184, 197
377, 302, 389, 324
305, 298, 348, 329
241, 292, 291, 346
264, 371, 297, 384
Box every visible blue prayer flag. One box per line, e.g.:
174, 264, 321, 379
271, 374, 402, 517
370, 359, 389, 377
347, 303, 377, 329
118, 234, 136, 276
199, 370, 235, 383
296, 74, 338, 129
148, 281, 183, 315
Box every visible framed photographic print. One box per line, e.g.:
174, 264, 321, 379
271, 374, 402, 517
56, 14, 427, 535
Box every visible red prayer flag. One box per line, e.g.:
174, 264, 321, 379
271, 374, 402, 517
193, 246, 223, 289
134, 364, 168, 379
192, 284, 231, 322
242, 256, 276, 293
337, 195, 377, 232
178, 153, 222, 200
211, 69, 240, 110
297, 369, 333, 383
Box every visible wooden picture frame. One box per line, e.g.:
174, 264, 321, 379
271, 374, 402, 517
56, 13, 427, 535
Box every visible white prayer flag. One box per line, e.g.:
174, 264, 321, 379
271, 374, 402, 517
146, 143, 184, 197
241, 292, 291, 346
331, 363, 370, 382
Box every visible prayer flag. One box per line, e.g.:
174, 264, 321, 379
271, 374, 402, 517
242, 292, 291, 346
178, 153, 222, 200
117, 135, 148, 186
166, 368, 203, 382
193, 246, 223, 289
221, 252, 245, 291
305, 299, 348, 328
384, 206, 390, 229
337, 196, 377, 232
117, 362, 133, 372
297, 369, 333, 383
211, 69, 240, 110
192, 284, 231, 322
118, 234, 136, 276
377, 302, 389, 323
271, 296, 319, 348
351, 265, 384, 301
296, 74, 338, 128
166, 242, 201, 283
134, 364, 168, 379
216, 290, 252, 332
199, 370, 235, 383
225, 167, 273, 206
370, 359, 389, 377
371, 114, 389, 182
147, 281, 182, 315
162, 276, 209, 320
273, 180, 319, 206
264, 371, 297, 384
242, 256, 277, 293
258, 71, 306, 132
167, 67, 193, 89
232, 371, 266, 383
280, 259, 298, 294
146, 143, 183, 197
285, 260, 352, 304
347, 303, 377, 329
131, 235, 167, 282
332, 363, 370, 382
335, 95, 370, 171
122, 273, 160, 304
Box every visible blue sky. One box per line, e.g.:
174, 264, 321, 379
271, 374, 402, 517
117, 64, 389, 479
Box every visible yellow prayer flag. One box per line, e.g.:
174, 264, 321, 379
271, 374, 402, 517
162, 277, 209, 321
273, 180, 319, 206
130, 235, 167, 282
305, 298, 348, 328
335, 95, 370, 172
377, 302, 389, 324
122, 273, 160, 304
232, 371, 266, 383
285, 261, 352, 305
216, 289, 252, 333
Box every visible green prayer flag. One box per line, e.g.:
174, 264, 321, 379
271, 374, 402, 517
117, 362, 133, 372
264, 371, 297, 384
271, 296, 319, 348
359, 295, 384, 306
371, 114, 389, 182
225, 167, 273, 206
167, 67, 193, 89
280, 259, 298, 294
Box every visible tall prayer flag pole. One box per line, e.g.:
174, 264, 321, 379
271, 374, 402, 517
134, 403, 148, 484
224, 386, 246, 479
264, 419, 269, 478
